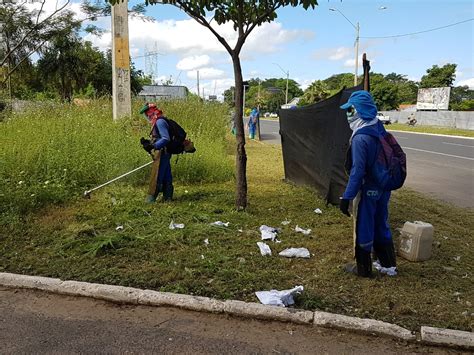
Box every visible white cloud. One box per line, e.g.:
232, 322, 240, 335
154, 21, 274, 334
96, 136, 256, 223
343, 55, 363, 68
457, 78, 474, 89
313, 46, 352, 61
186, 68, 226, 80
176, 55, 211, 71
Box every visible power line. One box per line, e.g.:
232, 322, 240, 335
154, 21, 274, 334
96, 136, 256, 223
360, 18, 473, 39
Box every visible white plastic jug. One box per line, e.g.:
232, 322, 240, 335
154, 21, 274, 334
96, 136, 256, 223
398, 221, 434, 262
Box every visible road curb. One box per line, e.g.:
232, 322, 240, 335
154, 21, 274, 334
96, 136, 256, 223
421, 326, 474, 349
313, 311, 415, 341
1, 272, 472, 349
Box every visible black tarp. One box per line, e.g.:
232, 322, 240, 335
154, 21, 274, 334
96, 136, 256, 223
279, 85, 363, 205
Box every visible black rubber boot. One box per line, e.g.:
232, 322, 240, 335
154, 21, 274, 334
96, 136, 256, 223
344, 245, 373, 278
374, 241, 397, 268
162, 182, 174, 201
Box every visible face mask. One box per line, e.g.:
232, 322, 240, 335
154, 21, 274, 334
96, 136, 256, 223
346, 106, 358, 123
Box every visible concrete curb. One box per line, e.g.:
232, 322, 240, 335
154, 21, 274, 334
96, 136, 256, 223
421, 326, 474, 349
313, 311, 415, 341
1, 272, 472, 349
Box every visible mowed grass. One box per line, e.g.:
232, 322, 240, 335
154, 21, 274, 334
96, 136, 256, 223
388, 122, 474, 138
0, 139, 472, 332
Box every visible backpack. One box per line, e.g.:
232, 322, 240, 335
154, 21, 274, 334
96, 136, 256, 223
152, 117, 194, 155
370, 132, 407, 191
346, 131, 406, 191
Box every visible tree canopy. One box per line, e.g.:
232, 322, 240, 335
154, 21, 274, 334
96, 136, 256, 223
420, 63, 457, 88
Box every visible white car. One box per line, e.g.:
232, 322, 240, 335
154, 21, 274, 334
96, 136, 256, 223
376, 113, 391, 125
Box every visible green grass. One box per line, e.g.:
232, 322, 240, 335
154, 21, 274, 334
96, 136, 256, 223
0, 98, 232, 214
388, 122, 474, 137
0, 137, 472, 332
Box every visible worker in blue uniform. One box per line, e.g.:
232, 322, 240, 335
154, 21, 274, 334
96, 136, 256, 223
140, 103, 173, 202
339, 90, 397, 277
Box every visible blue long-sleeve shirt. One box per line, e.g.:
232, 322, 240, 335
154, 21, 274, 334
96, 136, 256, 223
152, 118, 170, 150
343, 121, 386, 200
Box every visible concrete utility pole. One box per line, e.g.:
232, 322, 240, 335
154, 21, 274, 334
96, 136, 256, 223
197, 70, 200, 98
354, 22, 360, 86
111, 0, 131, 120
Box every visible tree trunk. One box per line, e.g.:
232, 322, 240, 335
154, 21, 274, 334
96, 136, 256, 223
232, 54, 247, 210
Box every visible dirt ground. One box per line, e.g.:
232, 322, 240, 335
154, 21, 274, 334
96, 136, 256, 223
0, 287, 467, 354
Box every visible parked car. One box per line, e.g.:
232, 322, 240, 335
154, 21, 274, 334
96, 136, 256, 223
376, 113, 391, 125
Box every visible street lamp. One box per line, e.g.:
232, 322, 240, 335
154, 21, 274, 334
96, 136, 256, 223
329, 8, 359, 86
273, 63, 289, 105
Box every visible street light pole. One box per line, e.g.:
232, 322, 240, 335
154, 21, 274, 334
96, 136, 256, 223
354, 22, 360, 86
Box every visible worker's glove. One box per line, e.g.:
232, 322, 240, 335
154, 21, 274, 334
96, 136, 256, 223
140, 137, 153, 153
339, 198, 351, 217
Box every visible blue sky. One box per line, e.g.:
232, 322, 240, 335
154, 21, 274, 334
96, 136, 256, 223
40, 0, 474, 98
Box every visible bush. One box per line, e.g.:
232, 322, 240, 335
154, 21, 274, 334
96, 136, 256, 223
0, 98, 233, 214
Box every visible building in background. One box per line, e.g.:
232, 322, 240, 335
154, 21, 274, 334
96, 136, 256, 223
138, 85, 188, 101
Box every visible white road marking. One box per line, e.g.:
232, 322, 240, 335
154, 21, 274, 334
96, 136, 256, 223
393, 136, 408, 140
404, 147, 474, 161
442, 142, 474, 148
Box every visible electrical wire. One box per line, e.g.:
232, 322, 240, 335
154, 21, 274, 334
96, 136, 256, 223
360, 18, 473, 39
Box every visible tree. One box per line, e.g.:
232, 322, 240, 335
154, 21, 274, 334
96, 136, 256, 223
450, 85, 474, 111
420, 63, 457, 88
107, 0, 319, 209
322, 73, 354, 91
370, 73, 400, 111
298, 80, 329, 106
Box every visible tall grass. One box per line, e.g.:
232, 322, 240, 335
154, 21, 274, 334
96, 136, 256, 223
0, 98, 233, 214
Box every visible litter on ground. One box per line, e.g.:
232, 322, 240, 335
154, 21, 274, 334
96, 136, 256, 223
257, 242, 272, 256
295, 225, 311, 235
314, 208, 322, 214
204, 238, 209, 245
169, 221, 185, 230
281, 220, 290, 225
260, 225, 279, 241
255, 285, 304, 307
115, 225, 124, 231
373, 260, 397, 276
210, 221, 230, 227
279, 247, 310, 258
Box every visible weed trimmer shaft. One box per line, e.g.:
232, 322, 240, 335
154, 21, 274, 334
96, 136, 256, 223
83, 160, 153, 198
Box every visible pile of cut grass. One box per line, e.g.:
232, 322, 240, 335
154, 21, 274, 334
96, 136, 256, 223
0, 140, 472, 332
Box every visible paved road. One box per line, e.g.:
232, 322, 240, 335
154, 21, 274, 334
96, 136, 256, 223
258, 119, 474, 208
0, 287, 457, 354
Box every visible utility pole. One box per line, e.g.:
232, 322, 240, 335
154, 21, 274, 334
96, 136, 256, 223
257, 79, 261, 140
111, 0, 131, 120
354, 22, 360, 86
196, 70, 200, 98
285, 71, 289, 105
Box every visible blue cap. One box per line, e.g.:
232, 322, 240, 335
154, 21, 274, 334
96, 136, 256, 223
340, 90, 377, 120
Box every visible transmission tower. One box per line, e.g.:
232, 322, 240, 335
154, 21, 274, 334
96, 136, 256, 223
144, 42, 159, 84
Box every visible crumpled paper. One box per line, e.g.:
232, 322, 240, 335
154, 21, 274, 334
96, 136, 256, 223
295, 225, 311, 235
169, 221, 185, 230
255, 285, 304, 307
257, 242, 272, 256
373, 260, 397, 276
210, 221, 230, 227
279, 247, 310, 258
260, 225, 279, 241
314, 208, 322, 214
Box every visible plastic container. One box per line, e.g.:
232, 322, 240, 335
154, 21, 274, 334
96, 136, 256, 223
398, 221, 434, 262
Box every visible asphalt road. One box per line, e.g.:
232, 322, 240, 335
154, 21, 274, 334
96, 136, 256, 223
0, 287, 457, 354
258, 119, 474, 208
